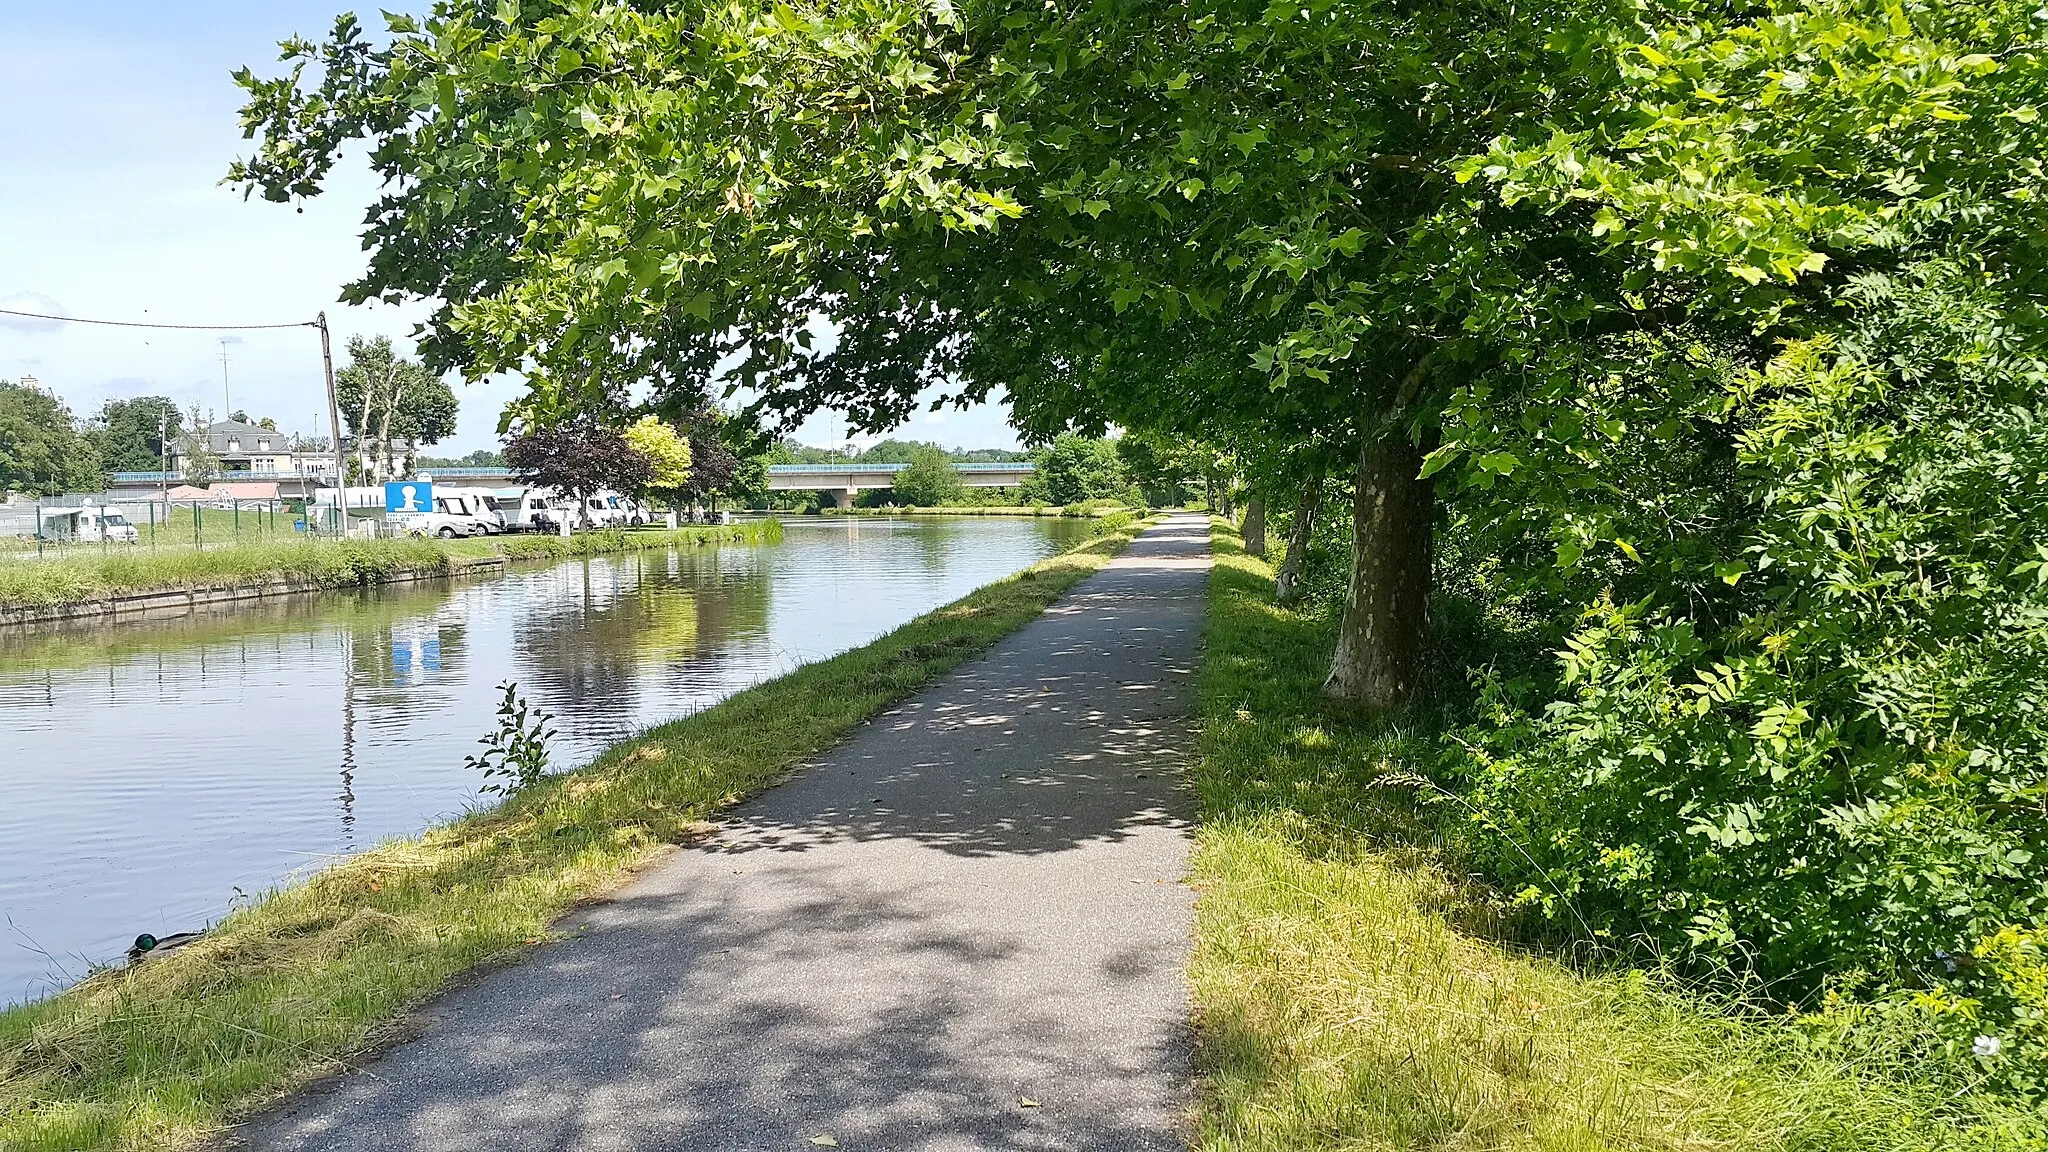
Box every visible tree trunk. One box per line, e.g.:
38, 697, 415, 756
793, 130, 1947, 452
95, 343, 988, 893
1324, 432, 1434, 710
356, 375, 377, 482
1241, 496, 1268, 558
1275, 469, 1325, 604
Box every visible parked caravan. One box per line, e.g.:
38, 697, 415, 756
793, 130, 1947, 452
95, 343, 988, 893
434, 488, 507, 534
37, 503, 139, 544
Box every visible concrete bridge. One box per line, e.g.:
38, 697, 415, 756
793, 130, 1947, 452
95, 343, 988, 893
766, 463, 1033, 505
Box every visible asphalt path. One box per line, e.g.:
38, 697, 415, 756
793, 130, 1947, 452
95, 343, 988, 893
235, 513, 1213, 1152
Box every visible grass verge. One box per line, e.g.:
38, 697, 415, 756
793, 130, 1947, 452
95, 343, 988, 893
0, 516, 1153, 1151
0, 522, 782, 613
817, 502, 1139, 517
1191, 520, 2044, 1152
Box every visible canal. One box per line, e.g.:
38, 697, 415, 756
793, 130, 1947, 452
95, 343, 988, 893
0, 516, 1092, 1006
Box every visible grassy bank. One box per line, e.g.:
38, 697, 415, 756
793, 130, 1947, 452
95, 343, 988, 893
0, 523, 781, 613
0, 517, 1155, 1152
1191, 521, 2042, 1151
817, 502, 1139, 518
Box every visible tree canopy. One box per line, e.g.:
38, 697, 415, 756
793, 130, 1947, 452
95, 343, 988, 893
88, 396, 182, 474
236, 0, 2048, 1072
621, 414, 693, 494
505, 418, 652, 522
892, 445, 965, 506
0, 381, 102, 496
333, 335, 460, 477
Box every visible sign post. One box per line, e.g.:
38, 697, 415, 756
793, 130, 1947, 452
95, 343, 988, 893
384, 480, 433, 535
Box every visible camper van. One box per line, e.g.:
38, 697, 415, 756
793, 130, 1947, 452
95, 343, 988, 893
434, 488, 507, 534
584, 490, 650, 528
39, 503, 140, 544
504, 488, 575, 533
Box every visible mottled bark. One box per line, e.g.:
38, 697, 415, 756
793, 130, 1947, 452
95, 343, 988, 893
1274, 470, 1325, 605
1241, 496, 1268, 558
1324, 432, 1434, 710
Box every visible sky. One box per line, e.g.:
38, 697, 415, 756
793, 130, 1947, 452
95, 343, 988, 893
0, 4, 1023, 455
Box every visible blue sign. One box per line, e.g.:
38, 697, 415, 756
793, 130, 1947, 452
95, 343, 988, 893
384, 481, 433, 514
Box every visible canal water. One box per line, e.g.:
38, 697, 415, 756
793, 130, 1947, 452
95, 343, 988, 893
0, 517, 1091, 1006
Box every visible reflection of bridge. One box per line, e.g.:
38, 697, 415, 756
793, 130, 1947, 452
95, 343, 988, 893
767, 463, 1033, 505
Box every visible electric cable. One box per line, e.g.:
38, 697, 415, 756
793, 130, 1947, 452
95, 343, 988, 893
0, 307, 315, 331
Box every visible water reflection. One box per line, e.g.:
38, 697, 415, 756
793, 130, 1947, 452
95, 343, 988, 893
0, 517, 1088, 1005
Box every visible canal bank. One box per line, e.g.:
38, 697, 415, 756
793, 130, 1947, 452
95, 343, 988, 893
0, 516, 1158, 1152
0, 523, 781, 625
241, 513, 1210, 1152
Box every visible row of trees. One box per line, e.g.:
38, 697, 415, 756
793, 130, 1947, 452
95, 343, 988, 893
235, 0, 2048, 1085
767, 437, 1028, 466
795, 432, 1194, 508
0, 381, 305, 495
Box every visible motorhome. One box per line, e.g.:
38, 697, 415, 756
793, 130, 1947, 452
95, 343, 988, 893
390, 503, 487, 538
504, 488, 575, 533
434, 488, 507, 534
585, 490, 650, 528
38, 503, 140, 544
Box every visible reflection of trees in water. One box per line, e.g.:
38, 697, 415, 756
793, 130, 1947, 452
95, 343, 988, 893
510, 549, 773, 723
909, 520, 960, 574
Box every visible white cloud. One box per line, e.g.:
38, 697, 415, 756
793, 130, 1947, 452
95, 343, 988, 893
0, 292, 68, 333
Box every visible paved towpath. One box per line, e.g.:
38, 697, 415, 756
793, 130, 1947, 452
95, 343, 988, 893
238, 514, 1213, 1152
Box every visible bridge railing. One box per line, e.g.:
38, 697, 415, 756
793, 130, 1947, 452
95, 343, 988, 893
766, 463, 1033, 475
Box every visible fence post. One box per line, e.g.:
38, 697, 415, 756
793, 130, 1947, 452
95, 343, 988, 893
194, 503, 201, 548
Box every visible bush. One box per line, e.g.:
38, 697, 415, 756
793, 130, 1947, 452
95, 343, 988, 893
891, 446, 967, 506
1440, 326, 2048, 1071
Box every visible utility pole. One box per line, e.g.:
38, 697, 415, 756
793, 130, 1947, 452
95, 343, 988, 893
219, 339, 233, 417
315, 312, 346, 532
158, 407, 170, 511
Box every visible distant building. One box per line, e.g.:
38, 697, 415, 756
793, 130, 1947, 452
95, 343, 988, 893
169, 419, 301, 476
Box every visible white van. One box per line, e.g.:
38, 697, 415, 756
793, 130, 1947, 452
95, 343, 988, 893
41, 504, 140, 544
586, 490, 649, 528
436, 488, 507, 534
505, 487, 575, 532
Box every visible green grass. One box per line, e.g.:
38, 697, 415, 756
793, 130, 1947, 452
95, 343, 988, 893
818, 501, 1137, 517
0, 523, 782, 613
0, 517, 1154, 1152
1190, 520, 2045, 1152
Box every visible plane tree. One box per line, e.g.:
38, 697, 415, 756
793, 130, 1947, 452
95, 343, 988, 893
231, 0, 1610, 707
229, 0, 2030, 712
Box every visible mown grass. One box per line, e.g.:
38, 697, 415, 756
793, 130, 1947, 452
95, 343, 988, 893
0, 517, 1152, 1152
0, 523, 781, 612
1191, 520, 2045, 1152
818, 501, 1138, 517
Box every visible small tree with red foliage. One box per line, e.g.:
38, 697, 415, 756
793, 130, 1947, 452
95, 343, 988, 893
505, 420, 652, 528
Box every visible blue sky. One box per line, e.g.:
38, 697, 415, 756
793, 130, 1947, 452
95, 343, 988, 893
0, 4, 1022, 455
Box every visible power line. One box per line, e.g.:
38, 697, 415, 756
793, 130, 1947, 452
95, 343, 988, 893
0, 307, 314, 332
